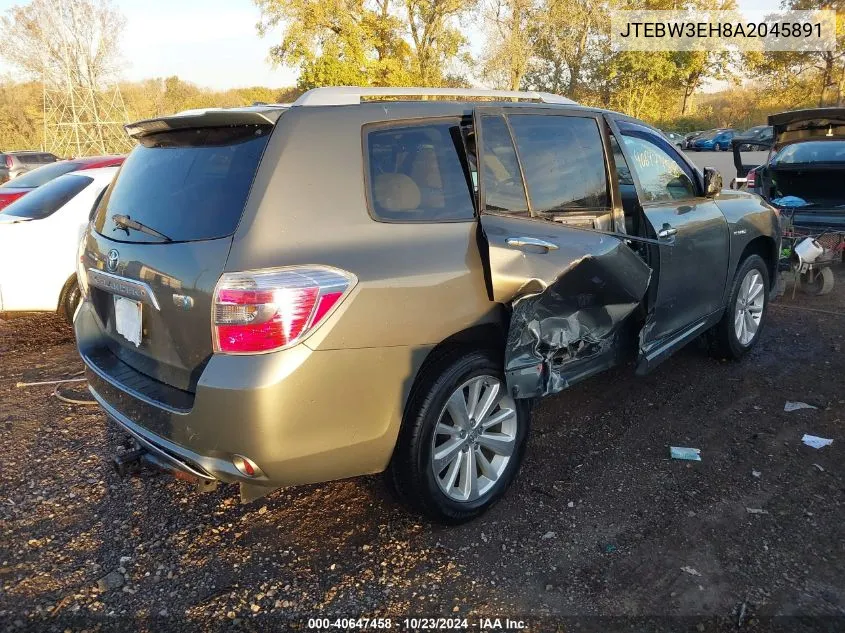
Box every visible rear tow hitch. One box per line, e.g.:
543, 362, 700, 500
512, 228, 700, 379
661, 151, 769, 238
112, 447, 146, 476
111, 442, 218, 493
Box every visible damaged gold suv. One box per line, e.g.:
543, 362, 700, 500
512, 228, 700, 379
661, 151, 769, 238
75, 87, 780, 523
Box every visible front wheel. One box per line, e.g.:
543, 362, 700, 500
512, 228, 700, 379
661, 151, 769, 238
712, 255, 770, 359
387, 348, 531, 524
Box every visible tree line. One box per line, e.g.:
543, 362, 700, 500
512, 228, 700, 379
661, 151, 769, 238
0, 0, 842, 153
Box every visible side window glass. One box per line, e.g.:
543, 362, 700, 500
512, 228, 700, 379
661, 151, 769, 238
508, 114, 609, 215
478, 114, 528, 215
621, 134, 698, 202
366, 119, 475, 222
609, 134, 634, 186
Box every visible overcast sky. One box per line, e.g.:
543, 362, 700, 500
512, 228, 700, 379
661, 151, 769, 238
0, 0, 783, 91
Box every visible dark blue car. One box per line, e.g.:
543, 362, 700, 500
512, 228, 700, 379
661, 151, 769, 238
692, 129, 736, 151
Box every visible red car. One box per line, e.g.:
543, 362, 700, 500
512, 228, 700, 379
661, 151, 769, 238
0, 155, 124, 211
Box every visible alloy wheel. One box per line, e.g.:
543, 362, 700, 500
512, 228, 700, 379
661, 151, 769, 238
734, 269, 765, 346
430, 375, 517, 503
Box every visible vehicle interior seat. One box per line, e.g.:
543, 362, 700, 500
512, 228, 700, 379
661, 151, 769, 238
374, 173, 422, 215
409, 146, 446, 209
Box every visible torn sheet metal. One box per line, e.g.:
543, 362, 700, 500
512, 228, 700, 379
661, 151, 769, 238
505, 242, 652, 399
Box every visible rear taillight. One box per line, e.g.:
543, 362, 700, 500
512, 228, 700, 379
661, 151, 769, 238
212, 266, 357, 354
4, 156, 12, 168
0, 192, 26, 210
746, 168, 757, 188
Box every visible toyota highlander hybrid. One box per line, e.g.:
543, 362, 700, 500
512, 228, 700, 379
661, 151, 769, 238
74, 87, 780, 523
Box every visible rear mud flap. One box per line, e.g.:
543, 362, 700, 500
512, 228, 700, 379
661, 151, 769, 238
504, 244, 652, 399
240, 481, 279, 504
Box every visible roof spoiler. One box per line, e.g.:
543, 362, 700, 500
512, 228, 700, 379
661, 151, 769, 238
125, 108, 285, 139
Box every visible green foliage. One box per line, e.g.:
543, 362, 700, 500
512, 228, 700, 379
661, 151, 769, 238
743, 0, 845, 107
0, 77, 301, 152
1, 0, 839, 151
0, 78, 43, 150
255, 0, 472, 88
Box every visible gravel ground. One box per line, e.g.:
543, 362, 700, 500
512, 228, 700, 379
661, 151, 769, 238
1, 269, 844, 632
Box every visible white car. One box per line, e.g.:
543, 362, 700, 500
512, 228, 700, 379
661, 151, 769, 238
0, 166, 119, 321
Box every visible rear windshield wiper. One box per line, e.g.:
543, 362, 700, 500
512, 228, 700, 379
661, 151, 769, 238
112, 214, 172, 242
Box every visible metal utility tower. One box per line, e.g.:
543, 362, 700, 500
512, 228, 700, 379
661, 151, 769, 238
43, 81, 134, 157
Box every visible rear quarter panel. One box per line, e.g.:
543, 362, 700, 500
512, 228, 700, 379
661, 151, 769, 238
224, 104, 499, 472
227, 104, 498, 352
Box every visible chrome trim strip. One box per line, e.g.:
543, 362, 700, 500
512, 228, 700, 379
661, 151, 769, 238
86, 269, 161, 310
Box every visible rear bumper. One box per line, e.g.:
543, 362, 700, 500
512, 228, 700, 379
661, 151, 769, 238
89, 383, 223, 482
75, 300, 428, 492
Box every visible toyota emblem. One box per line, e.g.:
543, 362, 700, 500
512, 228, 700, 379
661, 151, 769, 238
107, 249, 119, 272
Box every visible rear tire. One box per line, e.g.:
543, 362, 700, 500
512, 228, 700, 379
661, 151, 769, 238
387, 348, 530, 524
712, 254, 770, 359
58, 276, 81, 324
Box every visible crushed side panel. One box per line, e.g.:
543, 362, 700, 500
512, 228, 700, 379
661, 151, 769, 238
505, 242, 652, 399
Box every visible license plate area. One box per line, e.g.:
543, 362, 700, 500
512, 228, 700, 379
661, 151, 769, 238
114, 296, 143, 347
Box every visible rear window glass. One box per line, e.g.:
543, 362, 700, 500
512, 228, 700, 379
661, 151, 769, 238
366, 119, 475, 222
94, 125, 271, 242
772, 141, 845, 165
2, 161, 80, 188
1, 174, 93, 220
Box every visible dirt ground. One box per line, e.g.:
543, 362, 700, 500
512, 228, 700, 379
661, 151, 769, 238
1, 267, 844, 633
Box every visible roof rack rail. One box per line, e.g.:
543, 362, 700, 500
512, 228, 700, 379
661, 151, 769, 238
292, 86, 576, 107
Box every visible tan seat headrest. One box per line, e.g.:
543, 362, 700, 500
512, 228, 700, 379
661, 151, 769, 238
374, 173, 421, 212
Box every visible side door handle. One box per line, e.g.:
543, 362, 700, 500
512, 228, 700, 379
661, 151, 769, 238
506, 237, 559, 251
657, 225, 678, 239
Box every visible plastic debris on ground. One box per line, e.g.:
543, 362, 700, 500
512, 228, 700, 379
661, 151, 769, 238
746, 508, 769, 515
802, 434, 833, 449
669, 446, 701, 461
680, 566, 702, 577
784, 401, 818, 412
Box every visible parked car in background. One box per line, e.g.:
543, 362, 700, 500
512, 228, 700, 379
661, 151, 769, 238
74, 88, 779, 523
735, 125, 773, 151
691, 129, 736, 151
0, 156, 124, 211
683, 130, 708, 149
660, 130, 685, 148
739, 108, 845, 229
0, 167, 120, 321
0, 151, 58, 184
